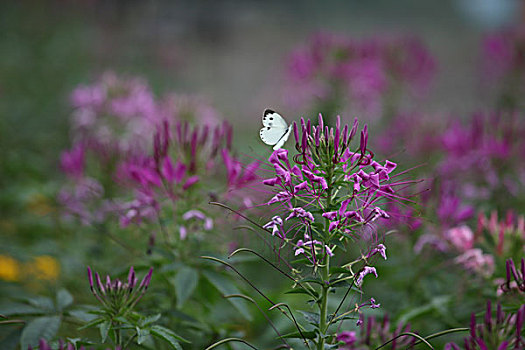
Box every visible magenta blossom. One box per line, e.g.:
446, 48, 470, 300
445, 225, 474, 252
355, 266, 378, 287
285, 32, 435, 118
454, 249, 495, 277
263, 216, 284, 238
179, 209, 214, 239
60, 143, 86, 179
294, 233, 334, 262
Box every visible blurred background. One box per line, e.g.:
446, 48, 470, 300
3, 0, 523, 245
1, 0, 522, 159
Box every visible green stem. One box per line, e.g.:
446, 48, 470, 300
317, 257, 330, 350
318, 167, 333, 350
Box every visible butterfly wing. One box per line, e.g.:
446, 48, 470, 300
260, 109, 291, 150
272, 126, 292, 150
260, 125, 288, 145
262, 109, 288, 128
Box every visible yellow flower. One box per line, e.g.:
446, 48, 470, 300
0, 255, 21, 281
27, 255, 60, 281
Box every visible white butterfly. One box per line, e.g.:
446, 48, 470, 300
259, 109, 292, 150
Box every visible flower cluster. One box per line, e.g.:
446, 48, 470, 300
413, 112, 525, 265
436, 112, 525, 209
254, 114, 413, 349
87, 266, 153, 317
70, 71, 162, 154
59, 73, 259, 240
262, 114, 409, 264
114, 120, 232, 225
285, 33, 435, 119
446, 301, 525, 350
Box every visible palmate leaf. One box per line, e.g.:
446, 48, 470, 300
20, 316, 61, 350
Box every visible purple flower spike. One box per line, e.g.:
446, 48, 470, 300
341, 124, 348, 146
127, 266, 136, 289
314, 125, 320, 147
95, 272, 105, 295
87, 266, 94, 289
318, 113, 324, 131
497, 342, 509, 350
334, 115, 341, 154
484, 300, 492, 332
139, 267, 154, 290
349, 118, 359, 140
293, 122, 299, 146
360, 124, 368, 154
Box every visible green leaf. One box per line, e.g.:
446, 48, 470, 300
136, 327, 150, 345
25, 296, 55, 312
329, 279, 353, 288
398, 295, 451, 324
56, 289, 73, 311
202, 271, 252, 320
0, 303, 45, 317
281, 330, 317, 339
284, 287, 318, 298
20, 316, 61, 350
151, 325, 189, 349
99, 320, 111, 342
297, 277, 324, 285
67, 309, 97, 322
173, 267, 199, 308
78, 317, 104, 330
329, 267, 352, 275
139, 313, 161, 327
299, 311, 320, 326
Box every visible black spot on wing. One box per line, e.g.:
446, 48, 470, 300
264, 109, 275, 117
